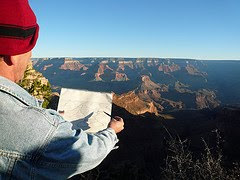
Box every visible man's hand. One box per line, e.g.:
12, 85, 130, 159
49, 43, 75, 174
108, 116, 124, 134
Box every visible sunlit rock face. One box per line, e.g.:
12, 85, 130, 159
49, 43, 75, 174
60, 58, 88, 71
114, 72, 129, 81
94, 63, 114, 81
113, 91, 159, 115
113, 75, 184, 115
33, 58, 240, 114
158, 64, 181, 73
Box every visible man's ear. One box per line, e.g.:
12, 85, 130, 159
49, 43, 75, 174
3, 55, 14, 66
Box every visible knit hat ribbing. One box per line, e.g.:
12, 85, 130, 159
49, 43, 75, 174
0, 0, 39, 56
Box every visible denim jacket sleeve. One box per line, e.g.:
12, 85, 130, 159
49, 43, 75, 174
36, 109, 119, 179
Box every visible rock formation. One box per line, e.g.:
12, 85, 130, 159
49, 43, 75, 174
113, 75, 183, 115
175, 81, 193, 94
32, 57, 236, 112
117, 61, 134, 71
114, 72, 129, 81
186, 64, 207, 76
95, 63, 114, 81
43, 64, 53, 71
196, 89, 220, 109
158, 64, 180, 73
60, 58, 88, 71
113, 92, 158, 115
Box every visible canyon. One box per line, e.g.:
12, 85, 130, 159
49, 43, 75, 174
33, 58, 240, 114
24, 57, 240, 179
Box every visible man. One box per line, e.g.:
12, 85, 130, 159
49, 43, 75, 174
0, 0, 124, 179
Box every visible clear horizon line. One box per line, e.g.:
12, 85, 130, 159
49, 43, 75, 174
32, 56, 240, 61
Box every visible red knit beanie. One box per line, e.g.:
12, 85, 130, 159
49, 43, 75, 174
0, 0, 39, 56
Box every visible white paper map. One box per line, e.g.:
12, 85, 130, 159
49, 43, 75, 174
57, 88, 113, 133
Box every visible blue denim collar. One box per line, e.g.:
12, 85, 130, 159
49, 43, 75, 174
0, 76, 39, 107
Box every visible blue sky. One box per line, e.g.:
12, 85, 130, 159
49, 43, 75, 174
29, 0, 240, 60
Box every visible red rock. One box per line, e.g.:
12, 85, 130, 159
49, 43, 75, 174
60, 59, 88, 71
115, 72, 129, 81
158, 64, 180, 73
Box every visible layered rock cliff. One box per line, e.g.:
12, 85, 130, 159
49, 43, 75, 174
158, 63, 181, 73
117, 61, 134, 71
186, 64, 207, 77
174, 81, 220, 109
113, 91, 158, 115
114, 72, 129, 81
196, 89, 220, 109
175, 81, 193, 94
95, 63, 114, 81
32, 57, 232, 113
112, 75, 184, 115
60, 58, 88, 71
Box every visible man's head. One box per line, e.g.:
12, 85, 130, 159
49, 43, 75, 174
0, 52, 32, 82
0, 0, 39, 82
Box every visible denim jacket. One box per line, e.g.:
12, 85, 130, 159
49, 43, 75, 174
0, 76, 119, 179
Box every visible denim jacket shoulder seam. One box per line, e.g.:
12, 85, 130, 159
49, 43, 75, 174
0, 85, 35, 107
0, 149, 32, 160
8, 95, 28, 108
